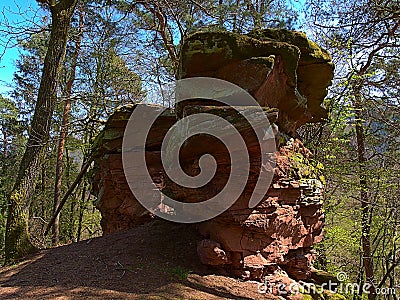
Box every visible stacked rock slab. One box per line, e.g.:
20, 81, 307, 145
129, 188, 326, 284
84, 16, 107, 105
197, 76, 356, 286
177, 28, 332, 283
90, 28, 334, 292
91, 105, 176, 234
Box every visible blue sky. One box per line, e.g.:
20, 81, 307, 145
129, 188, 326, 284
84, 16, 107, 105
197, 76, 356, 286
0, 0, 306, 98
0, 0, 41, 96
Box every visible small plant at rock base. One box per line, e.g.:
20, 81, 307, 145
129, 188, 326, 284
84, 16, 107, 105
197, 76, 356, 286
165, 265, 191, 281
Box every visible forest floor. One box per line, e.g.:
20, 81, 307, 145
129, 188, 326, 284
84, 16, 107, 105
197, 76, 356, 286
0, 220, 276, 299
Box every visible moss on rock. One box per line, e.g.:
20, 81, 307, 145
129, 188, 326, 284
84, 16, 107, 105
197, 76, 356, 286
247, 28, 332, 63
300, 285, 347, 300
178, 28, 334, 130
180, 30, 300, 87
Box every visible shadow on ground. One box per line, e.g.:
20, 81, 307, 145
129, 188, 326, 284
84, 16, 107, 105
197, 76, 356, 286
0, 220, 276, 299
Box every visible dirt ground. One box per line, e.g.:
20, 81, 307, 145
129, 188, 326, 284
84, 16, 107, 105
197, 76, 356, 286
0, 220, 277, 299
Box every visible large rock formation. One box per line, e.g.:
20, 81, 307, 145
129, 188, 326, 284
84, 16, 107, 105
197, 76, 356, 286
90, 28, 334, 296
178, 28, 333, 134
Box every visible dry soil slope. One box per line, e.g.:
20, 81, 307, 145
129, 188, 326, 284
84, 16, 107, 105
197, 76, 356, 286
0, 220, 277, 299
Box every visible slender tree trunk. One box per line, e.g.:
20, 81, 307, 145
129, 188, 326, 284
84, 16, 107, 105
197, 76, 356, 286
65, 149, 76, 241
52, 3, 84, 246
5, 0, 77, 263
244, 0, 262, 29
76, 184, 87, 242
40, 165, 47, 233
52, 98, 71, 246
354, 254, 364, 300
354, 91, 375, 299
139, 2, 177, 66
2, 119, 7, 159
231, 0, 240, 32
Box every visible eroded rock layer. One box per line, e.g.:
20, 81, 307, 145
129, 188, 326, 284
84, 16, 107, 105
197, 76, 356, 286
91, 105, 176, 234
90, 28, 334, 296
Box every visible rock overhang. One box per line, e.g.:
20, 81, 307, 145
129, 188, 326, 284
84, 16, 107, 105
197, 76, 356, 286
178, 28, 334, 134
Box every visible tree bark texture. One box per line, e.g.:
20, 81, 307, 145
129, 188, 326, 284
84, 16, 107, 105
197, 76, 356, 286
5, 0, 77, 263
52, 2, 84, 246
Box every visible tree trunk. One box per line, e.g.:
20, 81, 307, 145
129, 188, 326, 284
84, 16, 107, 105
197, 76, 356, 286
44, 155, 94, 236
354, 92, 376, 299
52, 96, 71, 246
354, 253, 364, 300
52, 3, 84, 246
40, 165, 47, 233
5, 0, 77, 263
65, 148, 76, 241
2, 119, 7, 159
76, 184, 87, 242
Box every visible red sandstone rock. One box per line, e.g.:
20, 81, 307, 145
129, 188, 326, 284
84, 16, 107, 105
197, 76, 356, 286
178, 29, 334, 134
91, 105, 176, 233
90, 29, 332, 299
91, 103, 324, 284
197, 239, 231, 266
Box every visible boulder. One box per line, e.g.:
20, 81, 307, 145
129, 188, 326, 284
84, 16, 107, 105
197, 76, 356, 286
90, 28, 333, 298
178, 29, 334, 134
